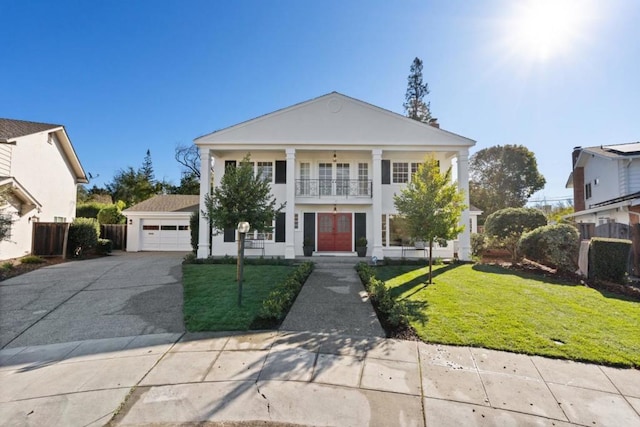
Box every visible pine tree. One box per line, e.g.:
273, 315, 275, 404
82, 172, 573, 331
403, 57, 432, 123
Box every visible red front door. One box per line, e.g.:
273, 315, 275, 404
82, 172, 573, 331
317, 213, 352, 252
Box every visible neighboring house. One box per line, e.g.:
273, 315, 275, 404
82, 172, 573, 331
566, 142, 640, 236
0, 118, 88, 260
194, 92, 476, 260
123, 194, 199, 252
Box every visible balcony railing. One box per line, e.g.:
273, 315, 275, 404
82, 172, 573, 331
295, 179, 372, 198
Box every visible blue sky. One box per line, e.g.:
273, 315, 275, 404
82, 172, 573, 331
1, 0, 639, 203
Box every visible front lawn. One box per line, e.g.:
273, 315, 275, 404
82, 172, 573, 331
374, 263, 640, 367
183, 264, 295, 331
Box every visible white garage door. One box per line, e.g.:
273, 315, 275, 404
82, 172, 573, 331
141, 219, 191, 251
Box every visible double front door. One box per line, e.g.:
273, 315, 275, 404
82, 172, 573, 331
317, 213, 352, 252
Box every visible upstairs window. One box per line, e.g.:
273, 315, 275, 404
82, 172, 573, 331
392, 162, 409, 183
585, 182, 592, 199
257, 161, 273, 182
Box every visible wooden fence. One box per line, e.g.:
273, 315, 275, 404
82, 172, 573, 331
32, 222, 69, 257
101, 224, 127, 250
32, 222, 128, 256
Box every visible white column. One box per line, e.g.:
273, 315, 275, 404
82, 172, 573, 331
457, 149, 471, 261
285, 148, 296, 259
197, 147, 212, 259
371, 149, 384, 259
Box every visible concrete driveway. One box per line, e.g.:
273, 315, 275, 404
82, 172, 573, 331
0, 252, 186, 349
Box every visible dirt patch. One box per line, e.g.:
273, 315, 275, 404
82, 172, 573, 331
0, 257, 67, 281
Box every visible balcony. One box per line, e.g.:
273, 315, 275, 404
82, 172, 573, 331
295, 179, 372, 198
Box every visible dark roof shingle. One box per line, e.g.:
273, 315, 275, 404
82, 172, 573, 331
0, 118, 61, 141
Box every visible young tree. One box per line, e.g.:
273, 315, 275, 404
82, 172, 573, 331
470, 144, 546, 221
394, 157, 466, 283
403, 57, 432, 123
203, 154, 285, 292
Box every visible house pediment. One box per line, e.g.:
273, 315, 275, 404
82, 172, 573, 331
195, 92, 475, 149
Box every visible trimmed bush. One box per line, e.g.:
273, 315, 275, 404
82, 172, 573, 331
484, 207, 547, 262
97, 205, 125, 224
255, 262, 314, 325
589, 238, 631, 284
518, 224, 580, 273
68, 217, 100, 256
356, 262, 408, 329
96, 238, 113, 255
20, 255, 45, 264
76, 202, 107, 219
471, 233, 487, 257
190, 211, 199, 254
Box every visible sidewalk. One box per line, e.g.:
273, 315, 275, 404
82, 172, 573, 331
280, 259, 385, 337
1, 331, 639, 426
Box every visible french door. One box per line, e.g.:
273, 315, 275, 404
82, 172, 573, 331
317, 213, 352, 252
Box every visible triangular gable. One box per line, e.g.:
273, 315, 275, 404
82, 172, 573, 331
0, 177, 42, 213
195, 92, 475, 148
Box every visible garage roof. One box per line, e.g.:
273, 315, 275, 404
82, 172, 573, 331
123, 195, 199, 213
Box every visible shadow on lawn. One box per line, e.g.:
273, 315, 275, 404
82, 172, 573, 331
472, 263, 579, 287
391, 263, 462, 298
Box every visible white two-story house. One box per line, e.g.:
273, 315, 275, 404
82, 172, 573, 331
195, 92, 475, 260
566, 142, 640, 233
0, 118, 88, 260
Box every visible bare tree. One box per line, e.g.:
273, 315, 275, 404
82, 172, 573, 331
175, 144, 200, 179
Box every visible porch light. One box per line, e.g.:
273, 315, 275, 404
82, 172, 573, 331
333, 151, 337, 163
333, 204, 337, 214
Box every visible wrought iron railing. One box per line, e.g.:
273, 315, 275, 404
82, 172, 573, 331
295, 179, 372, 198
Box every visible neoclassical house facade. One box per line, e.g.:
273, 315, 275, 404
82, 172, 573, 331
195, 92, 475, 260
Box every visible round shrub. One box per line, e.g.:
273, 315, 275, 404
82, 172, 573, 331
471, 233, 487, 257
68, 217, 100, 256
97, 205, 125, 224
76, 202, 107, 219
484, 207, 547, 262
518, 224, 580, 272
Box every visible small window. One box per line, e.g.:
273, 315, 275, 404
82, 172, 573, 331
161, 225, 177, 231
143, 225, 159, 230
585, 183, 592, 199
178, 225, 189, 231
392, 162, 409, 183
53, 216, 66, 223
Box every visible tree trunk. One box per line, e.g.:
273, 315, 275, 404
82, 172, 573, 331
429, 239, 434, 284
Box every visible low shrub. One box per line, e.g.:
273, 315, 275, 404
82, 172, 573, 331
471, 233, 487, 257
518, 224, 580, 273
589, 238, 631, 284
356, 262, 408, 329
20, 255, 45, 264
76, 202, 107, 219
96, 238, 113, 255
97, 205, 125, 224
183, 255, 291, 266
484, 208, 547, 262
68, 217, 100, 256
255, 262, 314, 325
1, 261, 14, 270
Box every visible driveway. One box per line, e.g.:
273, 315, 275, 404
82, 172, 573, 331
0, 252, 186, 349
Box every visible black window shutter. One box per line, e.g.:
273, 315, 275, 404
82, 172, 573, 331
382, 160, 391, 185
223, 227, 235, 242
303, 213, 315, 247
225, 160, 236, 171
275, 160, 286, 184
275, 212, 286, 242
354, 213, 366, 246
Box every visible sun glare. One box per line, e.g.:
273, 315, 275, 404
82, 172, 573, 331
504, 0, 594, 62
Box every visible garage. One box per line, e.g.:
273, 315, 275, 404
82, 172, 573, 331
123, 195, 199, 252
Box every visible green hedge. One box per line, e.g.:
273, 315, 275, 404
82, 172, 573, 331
76, 202, 108, 219
97, 238, 113, 255
518, 224, 580, 273
356, 262, 408, 329
68, 217, 100, 256
190, 211, 199, 254
253, 262, 314, 327
589, 238, 631, 284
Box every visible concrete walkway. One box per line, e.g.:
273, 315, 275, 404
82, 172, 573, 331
280, 259, 385, 337
1, 331, 639, 426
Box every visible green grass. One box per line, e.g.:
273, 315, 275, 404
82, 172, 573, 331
374, 263, 640, 367
183, 264, 294, 331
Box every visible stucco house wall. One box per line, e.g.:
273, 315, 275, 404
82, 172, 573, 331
0, 119, 87, 260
